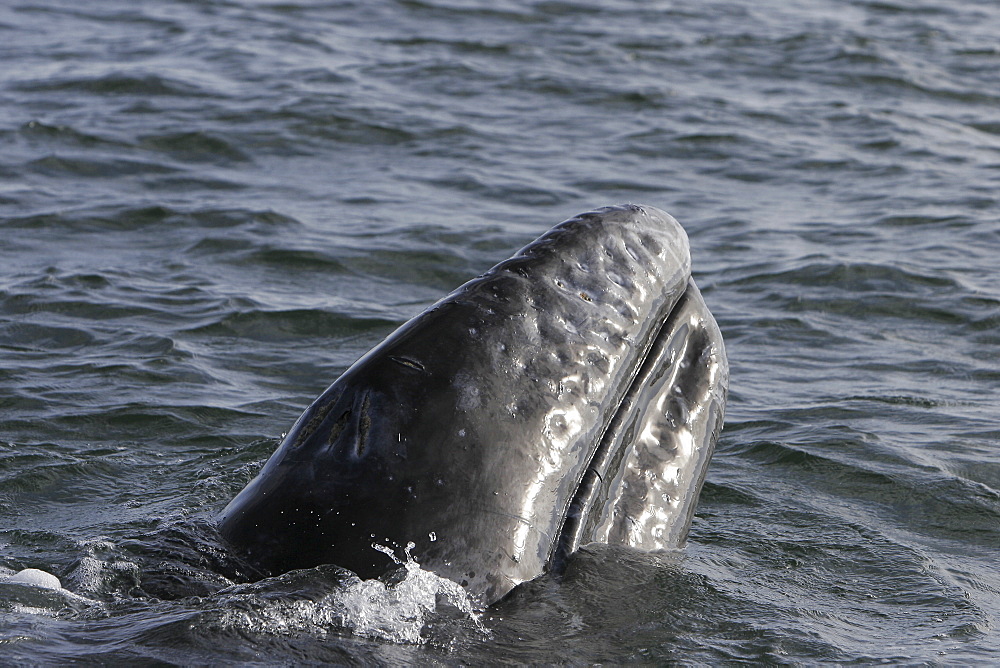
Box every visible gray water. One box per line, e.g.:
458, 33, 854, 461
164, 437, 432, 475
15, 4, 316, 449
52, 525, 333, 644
2, 0, 999, 663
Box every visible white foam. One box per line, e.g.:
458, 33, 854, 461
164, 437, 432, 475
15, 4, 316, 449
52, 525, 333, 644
218, 542, 487, 645
5, 568, 62, 590
66, 555, 140, 595
1, 566, 102, 613
337, 542, 487, 643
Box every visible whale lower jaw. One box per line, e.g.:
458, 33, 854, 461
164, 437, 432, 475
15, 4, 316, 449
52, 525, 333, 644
218, 205, 728, 606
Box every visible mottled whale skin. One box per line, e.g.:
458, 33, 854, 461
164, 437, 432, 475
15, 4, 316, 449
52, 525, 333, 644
218, 205, 728, 605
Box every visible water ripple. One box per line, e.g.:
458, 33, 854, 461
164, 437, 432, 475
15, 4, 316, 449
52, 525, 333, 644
1, 0, 999, 662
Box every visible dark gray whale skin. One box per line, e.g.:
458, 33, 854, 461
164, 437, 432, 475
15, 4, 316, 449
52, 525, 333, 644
218, 204, 728, 605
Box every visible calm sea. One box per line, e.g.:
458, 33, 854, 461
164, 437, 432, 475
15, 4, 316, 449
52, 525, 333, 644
1, 0, 998, 663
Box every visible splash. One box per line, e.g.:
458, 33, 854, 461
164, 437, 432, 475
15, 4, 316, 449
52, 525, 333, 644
339, 541, 488, 644
216, 542, 488, 645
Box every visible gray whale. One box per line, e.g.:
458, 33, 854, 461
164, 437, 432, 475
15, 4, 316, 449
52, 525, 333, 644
218, 204, 728, 605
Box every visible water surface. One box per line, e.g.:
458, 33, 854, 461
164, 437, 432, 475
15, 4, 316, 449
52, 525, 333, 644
1, 0, 999, 663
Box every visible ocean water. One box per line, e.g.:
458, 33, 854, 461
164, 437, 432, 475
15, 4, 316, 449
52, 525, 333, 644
2, 0, 999, 663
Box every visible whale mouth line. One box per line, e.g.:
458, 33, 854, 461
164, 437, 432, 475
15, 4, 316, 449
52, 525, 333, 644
552, 281, 724, 571
553, 284, 688, 565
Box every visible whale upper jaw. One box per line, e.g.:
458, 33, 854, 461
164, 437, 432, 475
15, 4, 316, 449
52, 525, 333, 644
218, 204, 728, 605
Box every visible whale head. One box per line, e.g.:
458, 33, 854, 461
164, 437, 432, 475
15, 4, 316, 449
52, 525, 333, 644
218, 204, 728, 605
